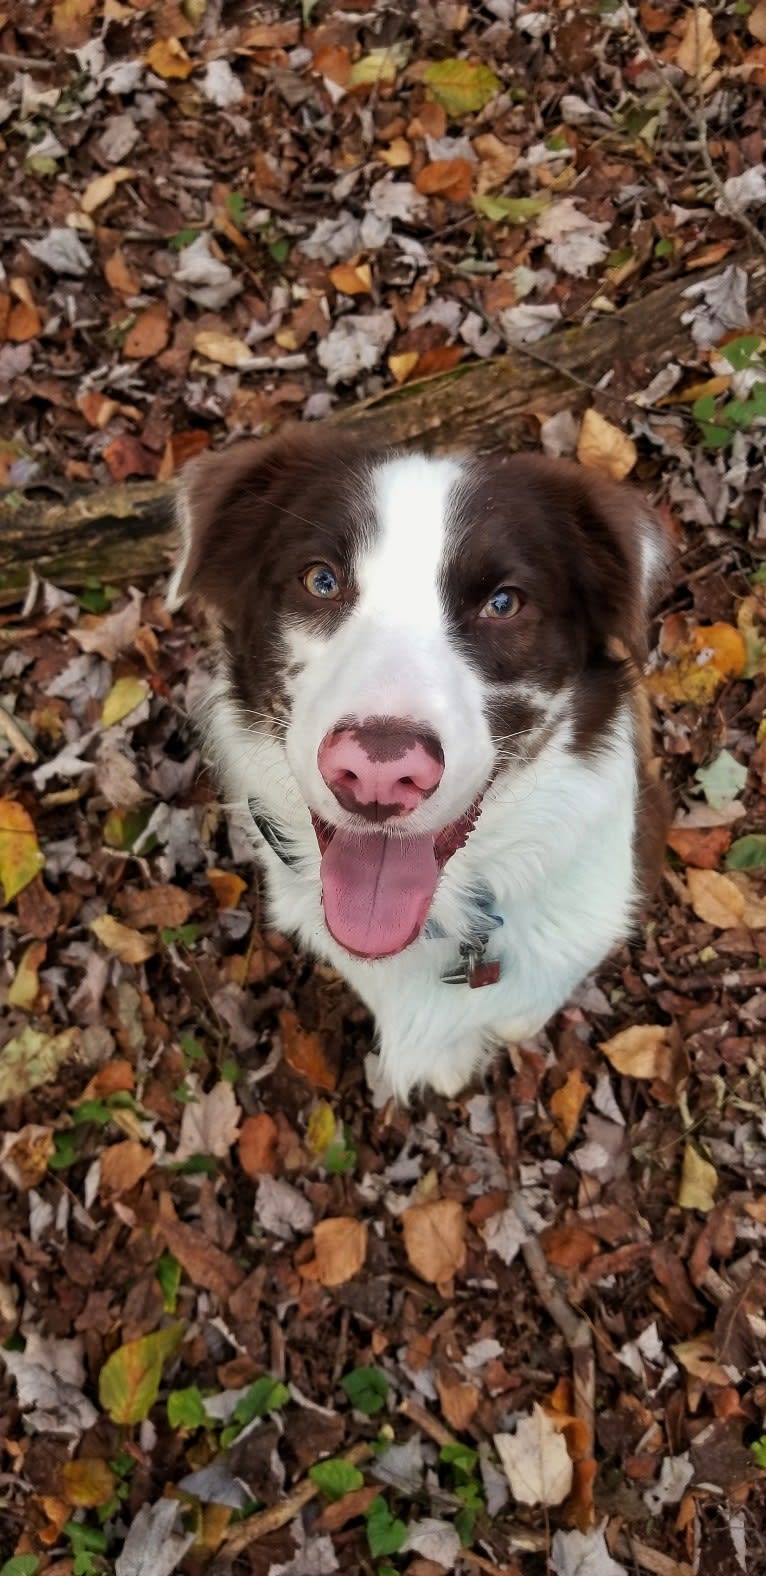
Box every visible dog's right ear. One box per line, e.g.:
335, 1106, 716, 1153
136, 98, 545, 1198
166, 437, 275, 615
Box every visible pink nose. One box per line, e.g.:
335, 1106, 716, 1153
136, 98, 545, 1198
318, 718, 444, 822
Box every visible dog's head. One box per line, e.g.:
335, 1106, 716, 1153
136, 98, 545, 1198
169, 429, 668, 960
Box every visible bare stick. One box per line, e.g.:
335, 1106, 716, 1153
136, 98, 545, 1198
219, 1441, 373, 1556
398, 1395, 457, 1448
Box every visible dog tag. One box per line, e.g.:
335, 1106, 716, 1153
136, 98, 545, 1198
442, 938, 500, 988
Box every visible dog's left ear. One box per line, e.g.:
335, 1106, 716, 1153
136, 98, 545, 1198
166, 437, 274, 614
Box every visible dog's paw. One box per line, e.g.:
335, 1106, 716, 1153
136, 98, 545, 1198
426, 1044, 492, 1099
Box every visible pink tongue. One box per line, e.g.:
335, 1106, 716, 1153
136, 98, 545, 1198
320, 830, 439, 958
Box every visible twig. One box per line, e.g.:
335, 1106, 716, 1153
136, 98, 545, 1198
219, 1441, 373, 1556
0, 703, 37, 763
493, 1073, 596, 1455
617, 1536, 694, 1576
462, 1550, 525, 1575
0, 51, 57, 69
626, 6, 766, 259
398, 1395, 457, 1448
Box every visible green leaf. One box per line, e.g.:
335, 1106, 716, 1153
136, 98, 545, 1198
654, 238, 673, 257
323, 1132, 357, 1175
156, 1251, 181, 1312
423, 58, 500, 118
455, 1506, 477, 1546
49, 1129, 78, 1170
71, 1099, 114, 1127
751, 1435, 766, 1467
227, 191, 246, 225
168, 1385, 208, 1429
98, 1323, 184, 1425
751, 563, 766, 586
694, 750, 748, 810
726, 834, 766, 871
308, 1458, 365, 1501
170, 227, 198, 250
161, 922, 200, 947
103, 807, 151, 851
180, 1033, 206, 1063
692, 394, 717, 421
341, 1365, 389, 1415
365, 1496, 408, 1558
220, 1374, 290, 1443
697, 421, 732, 449
268, 236, 290, 265
472, 193, 549, 224
720, 333, 761, 371
1, 1558, 41, 1576
440, 1441, 479, 1478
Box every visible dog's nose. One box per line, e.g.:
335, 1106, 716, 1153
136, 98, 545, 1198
318, 719, 444, 821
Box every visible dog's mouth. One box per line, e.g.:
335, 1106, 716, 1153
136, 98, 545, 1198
311, 795, 486, 960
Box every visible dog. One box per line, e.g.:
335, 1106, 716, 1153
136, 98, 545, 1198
168, 429, 670, 1102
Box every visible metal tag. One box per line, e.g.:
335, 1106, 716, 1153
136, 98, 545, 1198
442, 936, 500, 988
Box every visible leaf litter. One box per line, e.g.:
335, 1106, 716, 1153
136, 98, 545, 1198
1, 0, 766, 1572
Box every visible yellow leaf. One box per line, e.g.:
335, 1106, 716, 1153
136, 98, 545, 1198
423, 58, 500, 118
599, 1024, 671, 1080
673, 1336, 730, 1387
193, 330, 253, 367
61, 1458, 117, 1508
648, 622, 747, 705
8, 940, 46, 1009
99, 1324, 184, 1424
102, 675, 149, 727
304, 1216, 368, 1286
0, 1025, 79, 1104
687, 868, 746, 929
388, 351, 419, 384
678, 1143, 717, 1212
90, 914, 155, 964
0, 1123, 55, 1188
577, 409, 637, 480
379, 137, 412, 167
306, 1100, 336, 1156
402, 1197, 466, 1288
549, 1067, 590, 1149
348, 44, 408, 87
146, 36, 195, 79
675, 6, 720, 77
0, 799, 45, 903
81, 166, 134, 215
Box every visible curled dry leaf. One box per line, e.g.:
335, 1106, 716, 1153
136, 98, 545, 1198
279, 1008, 337, 1091
599, 1024, 672, 1081
678, 1144, 718, 1213
238, 1112, 279, 1177
99, 1140, 154, 1197
577, 409, 637, 481
687, 867, 766, 930
207, 868, 247, 910
549, 1066, 590, 1150
401, 1197, 466, 1287
90, 914, 155, 965
415, 158, 474, 201
495, 1403, 574, 1507
193, 330, 253, 368
81, 166, 134, 215
305, 1216, 368, 1286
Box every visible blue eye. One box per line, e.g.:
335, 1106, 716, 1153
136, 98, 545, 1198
302, 563, 341, 600
479, 586, 524, 621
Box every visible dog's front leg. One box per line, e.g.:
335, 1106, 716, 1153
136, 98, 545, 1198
375, 1029, 492, 1104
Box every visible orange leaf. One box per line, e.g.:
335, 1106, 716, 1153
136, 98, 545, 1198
124, 303, 170, 360
311, 44, 351, 85
540, 1225, 599, 1270
401, 1197, 466, 1288
549, 1067, 590, 1149
304, 1216, 368, 1286
207, 868, 247, 910
416, 344, 463, 376
103, 435, 158, 481
649, 621, 746, 704
415, 157, 474, 201
436, 1368, 480, 1431
7, 301, 42, 342
146, 36, 195, 79
243, 21, 301, 48
329, 263, 373, 295
599, 1024, 671, 1080
667, 825, 731, 869
117, 884, 195, 931
77, 390, 122, 429
238, 1112, 279, 1177
52, 0, 94, 45
82, 1060, 135, 1100
279, 1008, 337, 1090
100, 1140, 154, 1196
105, 249, 141, 296
158, 429, 210, 478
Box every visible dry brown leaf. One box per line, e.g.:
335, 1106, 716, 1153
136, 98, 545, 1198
77, 390, 123, 430
329, 263, 373, 295
305, 1217, 368, 1286
52, 0, 94, 45
495, 1404, 574, 1507
156, 1193, 244, 1298
105, 249, 141, 296
279, 1008, 337, 1090
549, 1066, 590, 1149
82, 1061, 135, 1100
577, 409, 637, 480
193, 330, 252, 368
0, 1123, 55, 1189
146, 36, 195, 79
100, 1139, 154, 1196
311, 43, 351, 86
238, 1112, 279, 1177
666, 825, 731, 869
749, 0, 766, 42
90, 914, 155, 965
678, 1144, 718, 1213
675, 6, 720, 77
648, 622, 746, 705
207, 868, 247, 910
81, 167, 134, 215
599, 1024, 671, 1080
673, 1335, 730, 1386
436, 1367, 480, 1431
415, 157, 474, 201
124, 303, 170, 360
117, 885, 194, 931
7, 301, 42, 342
474, 131, 519, 193
540, 1225, 599, 1270
687, 868, 746, 929
402, 1197, 466, 1287
103, 436, 158, 481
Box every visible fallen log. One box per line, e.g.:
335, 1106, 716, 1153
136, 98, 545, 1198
2, 255, 764, 601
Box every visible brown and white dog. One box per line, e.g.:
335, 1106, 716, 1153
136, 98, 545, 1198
169, 430, 669, 1101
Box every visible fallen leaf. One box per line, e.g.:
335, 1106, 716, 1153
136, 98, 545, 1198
305, 1100, 336, 1157
52, 0, 94, 45
90, 914, 155, 965
415, 158, 474, 201
727, 834, 766, 871
549, 1067, 590, 1148
495, 1403, 574, 1507
193, 329, 253, 367
687, 868, 746, 929
577, 409, 637, 480
157, 1193, 244, 1297
541, 1225, 599, 1270
423, 58, 500, 118
388, 351, 420, 383
118, 884, 195, 930
379, 137, 411, 167
0, 799, 45, 902
649, 622, 747, 705
305, 1217, 368, 1286
348, 44, 409, 88
8, 940, 46, 1009
81, 166, 134, 215
100, 1140, 154, 1196
667, 825, 732, 868
124, 303, 170, 359
146, 37, 195, 79
105, 249, 141, 295
77, 390, 123, 429
102, 675, 150, 727
99, 1324, 184, 1425
61, 1457, 117, 1508
474, 131, 519, 192
675, 6, 720, 77
103, 436, 158, 481
82, 1061, 135, 1100
207, 868, 247, 910
401, 1197, 466, 1287
679, 1144, 718, 1212
694, 750, 748, 811
0, 1123, 55, 1189
436, 1368, 480, 1431
279, 1008, 337, 1090
329, 262, 373, 295
535, 198, 610, 278
7, 300, 42, 341
311, 43, 352, 86
0, 1026, 78, 1103
114, 1497, 193, 1576
159, 429, 211, 478
175, 1081, 241, 1161
673, 1335, 730, 1386
551, 1523, 628, 1576
599, 1024, 672, 1080
238, 1112, 279, 1177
